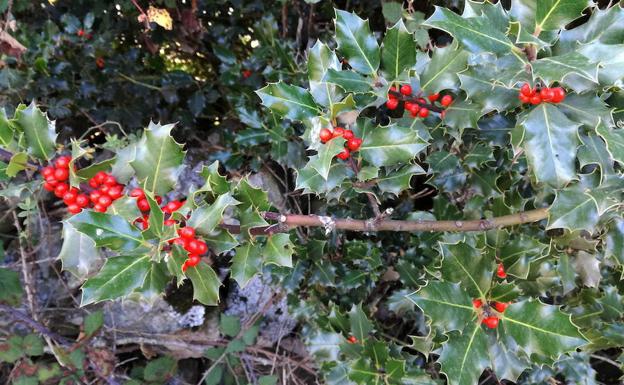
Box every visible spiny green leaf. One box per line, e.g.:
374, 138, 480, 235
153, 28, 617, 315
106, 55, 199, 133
531, 52, 598, 85
57, 223, 101, 280
439, 242, 492, 299
187, 193, 240, 235
420, 40, 469, 93
308, 138, 345, 180
67, 211, 145, 251
519, 103, 580, 188
308, 40, 343, 109
265, 233, 294, 267
185, 261, 221, 305
359, 123, 428, 167
407, 281, 474, 332
130, 121, 185, 196
81, 255, 151, 305
596, 120, 624, 166
438, 324, 489, 385
334, 9, 380, 75
349, 303, 374, 341
234, 178, 270, 211
230, 242, 263, 288
14, 102, 57, 160
324, 69, 373, 93
547, 189, 599, 232
381, 20, 416, 80
256, 81, 320, 122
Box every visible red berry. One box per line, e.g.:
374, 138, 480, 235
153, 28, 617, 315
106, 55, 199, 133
336, 148, 350, 160
99, 184, 110, 194
419, 108, 430, 118
440, 95, 453, 107
54, 183, 69, 198
43, 182, 55, 192
409, 103, 421, 114
45, 175, 58, 184
400, 84, 412, 96
54, 168, 69, 181
342, 129, 355, 140
137, 198, 150, 212
98, 195, 112, 207
347, 138, 362, 151
93, 204, 106, 213
165, 200, 183, 213
107, 185, 124, 200
63, 191, 78, 205
551, 87, 565, 103
155, 196, 163, 205
520, 83, 532, 97
319, 128, 333, 143
347, 335, 358, 344
89, 179, 99, 188
164, 219, 177, 226
187, 254, 201, 266
90, 191, 102, 204
67, 204, 82, 214
77, 29, 85, 37
129, 188, 145, 198
55, 156, 71, 169
540, 88, 554, 102
530, 95, 542, 105
472, 299, 483, 308
86, 33, 93, 40
103, 175, 117, 186
493, 302, 509, 313
519, 94, 530, 104
386, 99, 399, 110
42, 166, 55, 178
496, 263, 507, 279
178, 226, 196, 239
96, 57, 105, 69
428, 93, 440, 102
333, 127, 345, 138
242, 69, 252, 78
185, 239, 201, 254
75, 194, 89, 207
196, 240, 208, 255
483, 316, 499, 329
181, 261, 190, 272
94, 171, 107, 184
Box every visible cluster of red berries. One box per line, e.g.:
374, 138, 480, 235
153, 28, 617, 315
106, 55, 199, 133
496, 263, 507, 279
86, 171, 125, 212
385, 84, 453, 118
346, 335, 358, 344
42, 156, 88, 214
519, 83, 565, 105
96, 57, 105, 69
76, 29, 93, 39
129, 188, 185, 230
318, 126, 363, 161
169, 226, 209, 271
473, 298, 510, 329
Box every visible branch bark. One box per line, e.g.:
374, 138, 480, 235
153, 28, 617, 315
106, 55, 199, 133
221, 208, 549, 234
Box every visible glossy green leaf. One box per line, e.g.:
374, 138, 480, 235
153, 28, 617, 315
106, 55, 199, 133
14, 102, 57, 160
234, 178, 270, 211
334, 9, 380, 75
349, 303, 374, 341
137, 262, 168, 302
439, 242, 492, 298
308, 40, 343, 109
185, 261, 221, 305
67, 211, 144, 251
596, 120, 624, 167
81, 255, 151, 305
458, 69, 519, 113
376, 164, 425, 195
381, 20, 416, 80
58, 223, 101, 280
265, 233, 294, 267
420, 41, 469, 93
230, 242, 262, 287
534, 0, 589, 32
6, 152, 27, 177
547, 189, 599, 232
324, 69, 372, 93
130, 122, 185, 196
187, 193, 240, 235
359, 123, 428, 167
438, 324, 489, 385
308, 138, 345, 180
531, 52, 598, 85
257, 82, 320, 122
519, 103, 580, 188
407, 281, 474, 332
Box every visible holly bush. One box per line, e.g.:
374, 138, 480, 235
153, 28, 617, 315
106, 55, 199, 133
2, 1, 624, 384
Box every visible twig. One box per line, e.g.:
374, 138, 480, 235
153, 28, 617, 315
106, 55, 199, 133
0, 303, 71, 345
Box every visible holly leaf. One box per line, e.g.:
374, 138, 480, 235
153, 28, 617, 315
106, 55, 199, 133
234, 178, 271, 211
533, 0, 589, 32
547, 189, 599, 233
349, 304, 374, 341
265, 233, 294, 267
185, 261, 221, 305
67, 211, 145, 251
407, 281, 474, 332
130, 122, 185, 196
308, 138, 345, 180
137, 262, 168, 302
230, 242, 263, 287
439, 242, 492, 299
519, 103, 580, 188
187, 193, 240, 235
578, 42, 624, 87
359, 123, 428, 167
308, 40, 343, 109
81, 255, 151, 305
596, 120, 624, 166
531, 52, 598, 85
577, 134, 614, 182
558, 4, 624, 49
376, 164, 426, 195
458, 69, 519, 113
605, 218, 624, 269
295, 162, 349, 195
425, 7, 517, 55
558, 93, 613, 128
6, 152, 27, 177
204, 229, 239, 254
14, 102, 57, 160
324, 69, 372, 93
502, 300, 587, 363
420, 41, 469, 94
256, 81, 320, 122
381, 20, 416, 80
57, 223, 101, 280
334, 9, 380, 75
438, 324, 489, 385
